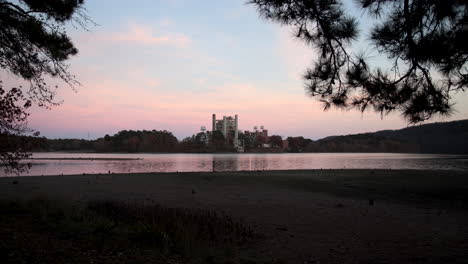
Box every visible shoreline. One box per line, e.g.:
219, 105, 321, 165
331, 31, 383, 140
27, 157, 142, 161
1, 169, 468, 263
30, 151, 468, 155
6, 167, 467, 176
5, 166, 468, 178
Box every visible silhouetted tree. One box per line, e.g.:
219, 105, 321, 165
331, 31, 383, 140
0, 81, 31, 173
0, 0, 89, 173
269, 135, 283, 148
239, 132, 256, 150
93, 138, 112, 152
249, 0, 467, 123
177, 132, 210, 152
127, 136, 140, 153
93, 130, 179, 153
211, 130, 227, 150
141, 133, 158, 152
255, 134, 267, 147
287, 136, 313, 152
194, 132, 208, 146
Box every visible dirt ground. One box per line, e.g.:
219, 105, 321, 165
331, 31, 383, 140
1, 169, 468, 263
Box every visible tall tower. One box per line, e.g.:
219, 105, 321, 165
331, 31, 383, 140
222, 116, 227, 137
234, 114, 238, 146
212, 114, 216, 132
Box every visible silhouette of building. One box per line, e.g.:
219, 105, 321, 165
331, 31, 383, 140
212, 114, 239, 147
244, 125, 270, 147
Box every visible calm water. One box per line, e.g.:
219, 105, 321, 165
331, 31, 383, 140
2, 152, 468, 177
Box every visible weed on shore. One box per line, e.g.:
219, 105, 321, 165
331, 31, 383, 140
0, 198, 269, 264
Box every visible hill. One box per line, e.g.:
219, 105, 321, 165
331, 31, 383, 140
302, 119, 468, 154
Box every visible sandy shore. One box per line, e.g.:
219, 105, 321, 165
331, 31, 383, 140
1, 169, 468, 263
27, 157, 142, 160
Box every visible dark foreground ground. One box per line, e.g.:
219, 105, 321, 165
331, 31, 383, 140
1, 169, 468, 263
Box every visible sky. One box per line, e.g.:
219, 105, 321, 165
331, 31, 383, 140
4, 0, 468, 140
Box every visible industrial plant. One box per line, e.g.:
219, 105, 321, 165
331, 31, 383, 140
195, 114, 287, 152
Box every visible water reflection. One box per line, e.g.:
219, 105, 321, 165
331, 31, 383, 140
2, 152, 467, 176
213, 155, 239, 172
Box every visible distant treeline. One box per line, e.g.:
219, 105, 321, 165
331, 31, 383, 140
20, 130, 180, 153
94, 130, 178, 152
12, 119, 468, 154
15, 130, 234, 153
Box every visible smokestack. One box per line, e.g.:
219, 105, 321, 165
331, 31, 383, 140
212, 114, 216, 132
234, 114, 238, 146
222, 116, 227, 137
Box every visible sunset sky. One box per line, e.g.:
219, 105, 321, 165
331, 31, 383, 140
5, 0, 468, 140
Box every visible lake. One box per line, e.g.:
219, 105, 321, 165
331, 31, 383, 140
2, 152, 468, 177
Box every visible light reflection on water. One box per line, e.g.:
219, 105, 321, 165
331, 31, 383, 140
2, 152, 468, 176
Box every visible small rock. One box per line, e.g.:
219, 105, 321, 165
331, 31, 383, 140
12, 180, 18, 185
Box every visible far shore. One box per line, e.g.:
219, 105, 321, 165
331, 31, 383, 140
1, 169, 468, 263
30, 151, 468, 155
27, 157, 142, 161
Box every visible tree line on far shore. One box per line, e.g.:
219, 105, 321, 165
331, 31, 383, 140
15, 129, 282, 153
14, 119, 468, 154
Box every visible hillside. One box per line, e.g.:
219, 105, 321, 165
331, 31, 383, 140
304, 119, 468, 154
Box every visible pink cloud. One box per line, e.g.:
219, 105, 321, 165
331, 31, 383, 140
72, 23, 192, 59
108, 24, 191, 47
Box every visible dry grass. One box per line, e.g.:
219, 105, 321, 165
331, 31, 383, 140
0, 198, 264, 264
